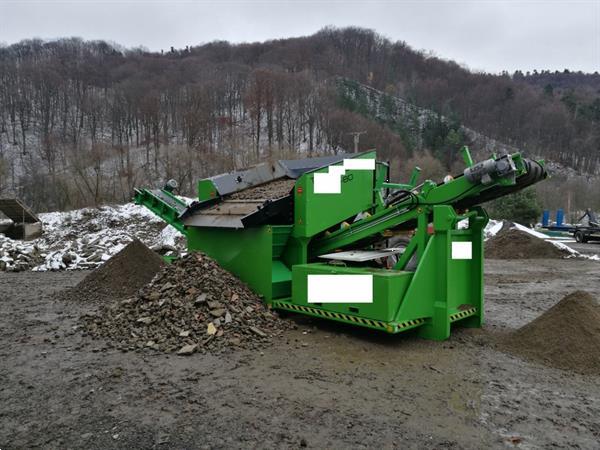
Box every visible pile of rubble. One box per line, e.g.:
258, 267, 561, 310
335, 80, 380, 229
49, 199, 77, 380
82, 252, 290, 354
0, 239, 44, 271
0, 203, 186, 272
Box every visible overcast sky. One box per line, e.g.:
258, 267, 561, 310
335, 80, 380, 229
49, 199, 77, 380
0, 0, 598, 73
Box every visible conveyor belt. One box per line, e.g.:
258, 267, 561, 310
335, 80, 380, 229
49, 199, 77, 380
453, 159, 546, 210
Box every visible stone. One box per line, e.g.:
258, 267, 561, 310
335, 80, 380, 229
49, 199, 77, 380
179, 330, 190, 337
210, 308, 226, 318
195, 293, 207, 304
136, 317, 152, 324
177, 344, 198, 355
224, 312, 232, 324
250, 326, 266, 337
208, 300, 222, 309
206, 323, 217, 335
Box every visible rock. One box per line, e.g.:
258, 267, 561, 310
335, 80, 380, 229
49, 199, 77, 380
208, 300, 222, 309
225, 312, 232, 323
137, 317, 152, 324
213, 318, 221, 327
179, 330, 190, 337
210, 308, 226, 318
195, 293, 208, 304
177, 344, 198, 355
206, 322, 217, 335
250, 326, 266, 337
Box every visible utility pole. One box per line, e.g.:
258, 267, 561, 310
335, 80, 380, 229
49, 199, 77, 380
348, 131, 366, 153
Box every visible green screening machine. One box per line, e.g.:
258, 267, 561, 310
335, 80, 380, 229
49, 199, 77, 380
135, 147, 546, 340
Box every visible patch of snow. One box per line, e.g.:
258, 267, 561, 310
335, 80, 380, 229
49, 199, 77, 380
512, 222, 549, 239
484, 220, 503, 240
1, 203, 187, 272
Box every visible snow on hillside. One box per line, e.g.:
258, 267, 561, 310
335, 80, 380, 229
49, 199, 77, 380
0, 203, 186, 272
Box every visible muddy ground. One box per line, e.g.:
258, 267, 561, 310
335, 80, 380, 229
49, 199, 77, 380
1, 258, 599, 449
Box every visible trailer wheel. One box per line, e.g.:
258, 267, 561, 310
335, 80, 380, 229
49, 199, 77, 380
575, 230, 587, 243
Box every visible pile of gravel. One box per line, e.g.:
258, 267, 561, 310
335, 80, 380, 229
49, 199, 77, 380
501, 291, 600, 375
485, 229, 567, 259
62, 239, 165, 302
82, 252, 290, 354
228, 178, 295, 200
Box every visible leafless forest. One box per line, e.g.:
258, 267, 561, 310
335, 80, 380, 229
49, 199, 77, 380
0, 27, 598, 211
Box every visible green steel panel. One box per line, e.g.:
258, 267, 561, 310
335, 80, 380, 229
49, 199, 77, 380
272, 225, 293, 258
291, 263, 413, 322
186, 226, 274, 301
292, 151, 377, 238
197, 179, 219, 202
271, 260, 292, 299
186, 225, 293, 302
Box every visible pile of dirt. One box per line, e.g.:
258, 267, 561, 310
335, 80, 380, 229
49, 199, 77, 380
229, 178, 296, 200
485, 229, 567, 259
63, 239, 165, 302
501, 291, 600, 375
81, 252, 290, 354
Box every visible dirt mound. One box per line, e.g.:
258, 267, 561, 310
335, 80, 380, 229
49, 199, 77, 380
82, 252, 290, 354
485, 229, 566, 259
501, 291, 600, 374
64, 239, 164, 302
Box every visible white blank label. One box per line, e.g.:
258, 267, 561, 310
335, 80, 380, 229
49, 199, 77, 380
307, 274, 373, 303
452, 241, 472, 260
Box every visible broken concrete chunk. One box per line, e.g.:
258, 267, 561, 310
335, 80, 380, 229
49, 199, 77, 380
210, 308, 226, 318
250, 326, 266, 337
206, 322, 217, 335
207, 300, 222, 309
177, 344, 198, 355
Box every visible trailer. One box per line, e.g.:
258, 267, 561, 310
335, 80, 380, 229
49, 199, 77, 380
542, 209, 600, 243
134, 146, 546, 340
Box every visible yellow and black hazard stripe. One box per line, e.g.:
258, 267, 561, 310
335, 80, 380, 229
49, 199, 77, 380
449, 307, 477, 322
271, 301, 426, 334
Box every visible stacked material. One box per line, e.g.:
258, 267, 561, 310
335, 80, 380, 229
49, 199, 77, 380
62, 239, 165, 303
502, 291, 600, 375
485, 229, 568, 259
82, 252, 290, 354
0, 203, 185, 272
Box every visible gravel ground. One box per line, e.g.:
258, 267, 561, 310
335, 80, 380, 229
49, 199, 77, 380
1, 258, 599, 449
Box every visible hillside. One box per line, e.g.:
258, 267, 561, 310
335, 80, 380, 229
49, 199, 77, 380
0, 27, 598, 211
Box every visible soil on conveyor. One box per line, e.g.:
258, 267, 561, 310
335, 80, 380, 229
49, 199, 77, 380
500, 291, 600, 374
81, 252, 290, 354
485, 228, 567, 259
228, 178, 296, 200
62, 239, 165, 303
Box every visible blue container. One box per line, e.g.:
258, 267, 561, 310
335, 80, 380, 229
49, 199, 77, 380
542, 210, 550, 227
556, 209, 564, 227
